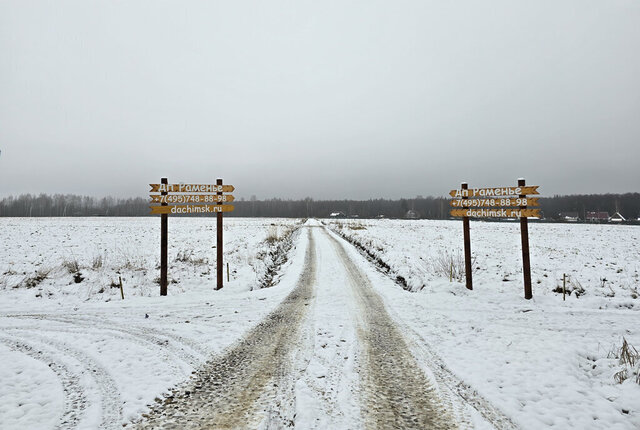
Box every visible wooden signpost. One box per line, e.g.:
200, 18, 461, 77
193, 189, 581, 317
450, 179, 540, 299
449, 186, 539, 198
449, 208, 541, 218
149, 178, 235, 295
150, 184, 235, 193
450, 197, 539, 208
462, 183, 472, 291
150, 204, 235, 215
150, 194, 235, 204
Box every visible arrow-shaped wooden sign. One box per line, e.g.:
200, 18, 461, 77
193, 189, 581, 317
150, 204, 235, 215
450, 208, 541, 218
150, 184, 235, 193
150, 194, 235, 204
449, 186, 539, 198
450, 197, 540, 208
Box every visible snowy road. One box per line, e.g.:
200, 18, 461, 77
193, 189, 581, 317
0, 221, 522, 429
136, 229, 317, 429
2, 218, 637, 429
324, 228, 457, 429
134, 224, 512, 429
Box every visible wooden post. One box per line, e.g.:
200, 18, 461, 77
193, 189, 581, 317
462, 182, 473, 290
119, 276, 125, 300
563, 274, 566, 301
227, 262, 230, 283
216, 178, 223, 290
519, 178, 532, 299
160, 177, 168, 296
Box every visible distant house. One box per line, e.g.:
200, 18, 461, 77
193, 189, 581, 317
405, 210, 419, 219
559, 212, 579, 222
609, 212, 626, 223
586, 211, 609, 222
329, 211, 346, 218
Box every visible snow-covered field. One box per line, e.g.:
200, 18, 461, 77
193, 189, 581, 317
0, 217, 304, 428
1, 217, 639, 429
0, 217, 301, 304
330, 219, 640, 429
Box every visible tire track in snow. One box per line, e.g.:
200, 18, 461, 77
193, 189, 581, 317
325, 228, 459, 430
134, 229, 316, 429
4, 316, 202, 370
0, 335, 89, 430
400, 328, 519, 430
5, 314, 207, 366
5, 324, 190, 385
291, 227, 363, 429
327, 227, 519, 430
4, 332, 123, 429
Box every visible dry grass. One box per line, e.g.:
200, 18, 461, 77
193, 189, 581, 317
255, 224, 298, 289
62, 257, 81, 274
433, 250, 473, 282
117, 252, 146, 272
265, 225, 279, 244
608, 337, 640, 384
348, 222, 367, 230
15, 267, 52, 289
552, 276, 586, 298
618, 338, 639, 367
92, 254, 105, 269
175, 249, 209, 266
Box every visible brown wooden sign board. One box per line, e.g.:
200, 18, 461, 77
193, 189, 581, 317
150, 204, 235, 215
451, 180, 538, 300
150, 184, 235, 193
153, 177, 233, 297
150, 194, 235, 204
449, 186, 539, 198
450, 197, 539, 208
450, 208, 541, 218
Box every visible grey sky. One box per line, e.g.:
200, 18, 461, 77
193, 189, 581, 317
1, 1, 639, 200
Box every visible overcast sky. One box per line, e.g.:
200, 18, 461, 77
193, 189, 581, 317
1, 1, 639, 200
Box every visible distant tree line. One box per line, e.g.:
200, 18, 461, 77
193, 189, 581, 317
0, 194, 148, 217
1, 192, 639, 221
539, 193, 640, 221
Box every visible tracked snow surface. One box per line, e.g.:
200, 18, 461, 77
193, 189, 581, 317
0, 217, 638, 429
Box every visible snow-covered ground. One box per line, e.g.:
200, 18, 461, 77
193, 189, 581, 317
0, 217, 304, 428
330, 219, 640, 429
0, 217, 301, 303
1, 217, 639, 429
